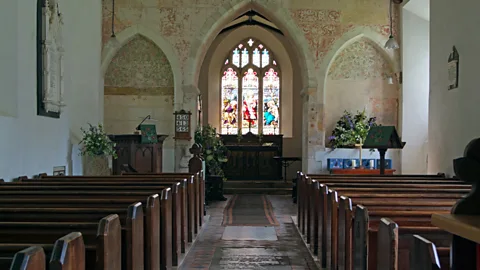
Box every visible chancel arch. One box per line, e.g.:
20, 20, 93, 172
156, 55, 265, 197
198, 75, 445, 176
201, 25, 295, 138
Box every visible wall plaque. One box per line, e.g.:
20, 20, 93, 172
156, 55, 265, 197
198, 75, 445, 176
448, 46, 459, 90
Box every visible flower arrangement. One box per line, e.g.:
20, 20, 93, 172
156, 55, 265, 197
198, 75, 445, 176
194, 124, 229, 178
328, 110, 378, 149
79, 123, 117, 159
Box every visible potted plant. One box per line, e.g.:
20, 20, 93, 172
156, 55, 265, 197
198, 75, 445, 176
328, 109, 378, 149
194, 124, 228, 201
79, 123, 117, 176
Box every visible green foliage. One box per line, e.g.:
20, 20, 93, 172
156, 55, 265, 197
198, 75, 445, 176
79, 123, 117, 159
194, 124, 228, 178
328, 109, 378, 149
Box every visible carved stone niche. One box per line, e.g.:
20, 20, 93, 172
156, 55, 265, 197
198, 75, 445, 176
37, 0, 65, 118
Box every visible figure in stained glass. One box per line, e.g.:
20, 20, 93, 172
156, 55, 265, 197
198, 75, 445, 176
221, 68, 239, 134
263, 68, 280, 134
242, 68, 259, 134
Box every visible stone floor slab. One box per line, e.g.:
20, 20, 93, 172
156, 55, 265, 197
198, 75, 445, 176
222, 226, 278, 241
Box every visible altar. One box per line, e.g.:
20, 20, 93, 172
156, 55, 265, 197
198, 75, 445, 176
221, 132, 282, 180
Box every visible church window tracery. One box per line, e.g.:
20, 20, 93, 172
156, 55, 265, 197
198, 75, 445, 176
220, 38, 281, 135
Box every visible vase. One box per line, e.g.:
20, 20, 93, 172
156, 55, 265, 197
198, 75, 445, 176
83, 155, 111, 176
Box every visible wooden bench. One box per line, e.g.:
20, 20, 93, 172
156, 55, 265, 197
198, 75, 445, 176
321, 186, 463, 269
0, 215, 121, 270
0, 186, 171, 269
0, 202, 146, 270
38, 172, 205, 229
296, 172, 463, 238
0, 232, 85, 270
31, 173, 203, 235
296, 173, 470, 270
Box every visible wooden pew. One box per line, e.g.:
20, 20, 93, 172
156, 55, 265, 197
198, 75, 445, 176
38, 172, 205, 229
326, 190, 460, 270
29, 174, 200, 238
0, 246, 46, 270
2, 232, 86, 270
0, 188, 170, 269
0, 202, 146, 270
409, 234, 443, 270
299, 177, 468, 270
15, 178, 193, 260
295, 172, 461, 238
375, 220, 447, 270
0, 215, 120, 270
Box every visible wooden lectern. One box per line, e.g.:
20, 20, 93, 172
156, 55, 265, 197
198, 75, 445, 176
109, 134, 168, 175
362, 126, 405, 175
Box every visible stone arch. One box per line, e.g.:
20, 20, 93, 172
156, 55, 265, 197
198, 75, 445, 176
318, 27, 399, 104
101, 24, 182, 93
183, 0, 317, 92
204, 25, 295, 137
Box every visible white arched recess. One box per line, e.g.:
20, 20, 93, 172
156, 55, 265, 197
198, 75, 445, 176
317, 27, 402, 173
318, 27, 400, 105
99, 24, 182, 172
206, 25, 294, 138
100, 24, 183, 96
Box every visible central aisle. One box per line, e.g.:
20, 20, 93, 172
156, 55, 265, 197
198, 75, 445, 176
180, 195, 317, 269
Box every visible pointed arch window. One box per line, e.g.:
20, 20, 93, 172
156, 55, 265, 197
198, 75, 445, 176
220, 38, 280, 135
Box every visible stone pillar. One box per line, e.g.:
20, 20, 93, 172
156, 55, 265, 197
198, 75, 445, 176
174, 85, 200, 172
301, 87, 325, 174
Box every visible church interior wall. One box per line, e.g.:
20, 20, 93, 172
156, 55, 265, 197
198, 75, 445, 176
428, 0, 480, 176
401, 8, 429, 174
103, 35, 176, 172
0, 0, 102, 180
102, 0, 401, 174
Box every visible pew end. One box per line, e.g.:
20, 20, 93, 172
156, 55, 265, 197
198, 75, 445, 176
125, 203, 144, 270
410, 235, 442, 270
49, 232, 85, 270
376, 218, 399, 270
353, 205, 369, 270
10, 246, 46, 270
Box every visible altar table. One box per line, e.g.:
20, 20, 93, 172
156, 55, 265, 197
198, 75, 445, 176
331, 168, 396, 175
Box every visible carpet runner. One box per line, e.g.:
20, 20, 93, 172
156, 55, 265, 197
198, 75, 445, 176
222, 194, 279, 226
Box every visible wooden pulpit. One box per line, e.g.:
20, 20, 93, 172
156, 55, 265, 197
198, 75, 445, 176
109, 134, 168, 175
363, 126, 405, 175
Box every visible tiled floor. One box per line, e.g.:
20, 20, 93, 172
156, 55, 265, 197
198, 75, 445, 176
180, 195, 317, 270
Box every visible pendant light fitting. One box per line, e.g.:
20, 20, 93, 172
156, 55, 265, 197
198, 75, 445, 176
385, 0, 399, 49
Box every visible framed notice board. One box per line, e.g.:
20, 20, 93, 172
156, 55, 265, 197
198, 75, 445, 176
174, 110, 192, 140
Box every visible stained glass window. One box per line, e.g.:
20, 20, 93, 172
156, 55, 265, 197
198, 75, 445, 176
263, 68, 280, 135
242, 69, 259, 134
241, 48, 249, 68
221, 68, 239, 134
220, 38, 280, 135
232, 48, 240, 67
261, 49, 269, 68
253, 48, 260, 67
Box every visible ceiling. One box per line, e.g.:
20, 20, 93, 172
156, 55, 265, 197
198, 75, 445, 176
220, 10, 283, 35
403, 0, 430, 21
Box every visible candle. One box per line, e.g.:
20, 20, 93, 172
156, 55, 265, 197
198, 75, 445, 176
369, 160, 374, 169
352, 159, 357, 168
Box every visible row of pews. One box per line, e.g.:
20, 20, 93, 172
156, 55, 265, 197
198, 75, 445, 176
0, 172, 206, 270
296, 172, 471, 270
